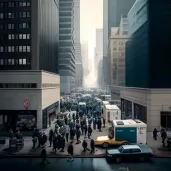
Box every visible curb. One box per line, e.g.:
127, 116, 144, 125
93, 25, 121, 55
153, 155, 171, 158
1, 154, 171, 159
0, 154, 105, 159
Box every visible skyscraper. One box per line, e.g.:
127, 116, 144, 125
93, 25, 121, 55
94, 29, 103, 86
103, 0, 136, 85
59, 0, 75, 93
0, 0, 60, 131
120, 0, 171, 131
74, 0, 83, 87
81, 42, 89, 78
95, 29, 103, 68
0, 0, 59, 73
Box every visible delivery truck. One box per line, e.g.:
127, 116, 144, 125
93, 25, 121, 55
95, 119, 147, 148
104, 105, 121, 122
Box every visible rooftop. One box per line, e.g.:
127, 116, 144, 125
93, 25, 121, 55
105, 105, 119, 110
122, 145, 140, 149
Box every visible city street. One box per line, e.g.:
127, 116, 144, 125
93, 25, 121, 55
0, 158, 171, 171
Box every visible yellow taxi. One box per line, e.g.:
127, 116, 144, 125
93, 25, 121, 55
95, 135, 128, 148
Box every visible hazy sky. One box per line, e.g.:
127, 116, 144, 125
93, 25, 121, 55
80, 0, 103, 58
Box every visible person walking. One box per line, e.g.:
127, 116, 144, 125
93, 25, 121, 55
82, 138, 90, 152
49, 129, 53, 147
42, 132, 47, 145
161, 128, 167, 147
88, 125, 92, 139
90, 138, 95, 154
76, 129, 81, 144
67, 141, 74, 161
65, 124, 70, 142
103, 117, 106, 128
59, 135, 65, 152
93, 117, 96, 130
84, 124, 88, 137
41, 145, 50, 164
53, 133, 57, 153
153, 128, 158, 140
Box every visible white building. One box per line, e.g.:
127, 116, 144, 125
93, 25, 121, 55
0, 71, 60, 132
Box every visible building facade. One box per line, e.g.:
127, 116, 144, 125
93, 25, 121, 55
81, 42, 89, 78
0, 71, 60, 133
74, 0, 83, 87
0, 0, 59, 73
59, 0, 75, 93
103, 0, 136, 85
108, 15, 129, 87
0, 0, 60, 132
121, 0, 171, 131
108, 34, 129, 86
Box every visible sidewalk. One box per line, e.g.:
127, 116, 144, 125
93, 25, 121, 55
0, 122, 171, 158
147, 132, 171, 158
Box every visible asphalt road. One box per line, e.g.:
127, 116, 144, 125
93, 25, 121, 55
0, 158, 170, 171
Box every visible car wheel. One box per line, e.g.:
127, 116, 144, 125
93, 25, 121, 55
116, 157, 122, 163
102, 142, 109, 148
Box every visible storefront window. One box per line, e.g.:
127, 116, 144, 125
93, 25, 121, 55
16, 113, 36, 131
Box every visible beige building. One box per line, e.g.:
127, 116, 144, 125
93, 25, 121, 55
108, 34, 129, 86
0, 70, 60, 132
120, 87, 171, 131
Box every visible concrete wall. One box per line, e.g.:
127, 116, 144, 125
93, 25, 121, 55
0, 71, 60, 129
120, 87, 171, 131
41, 72, 60, 109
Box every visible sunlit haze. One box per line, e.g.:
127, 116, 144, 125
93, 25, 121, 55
80, 0, 103, 87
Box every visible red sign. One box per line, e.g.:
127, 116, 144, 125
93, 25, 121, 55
139, 130, 143, 134
24, 100, 30, 108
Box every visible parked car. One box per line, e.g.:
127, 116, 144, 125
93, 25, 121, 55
106, 144, 153, 162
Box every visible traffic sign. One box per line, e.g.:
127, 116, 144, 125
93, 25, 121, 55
24, 100, 30, 109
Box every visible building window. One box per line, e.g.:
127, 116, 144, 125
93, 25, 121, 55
8, 46, 11, 52
0, 59, 3, 65
27, 12, 31, 17
19, 46, 22, 52
8, 13, 15, 18
8, 59, 12, 65
15, 59, 18, 65
0, 13, 4, 19
27, 46, 30, 52
23, 59, 26, 65
27, 34, 30, 39
12, 59, 14, 65
0, 46, 4, 52
19, 59, 23, 65
113, 48, 117, 51
0, 2, 4, 8
19, 12, 31, 18
15, 46, 18, 52
23, 46, 26, 52
0, 24, 3, 30
27, 1, 31, 6
19, 22, 30, 29
8, 24, 14, 29
19, 34, 22, 39
19, 1, 27, 7
8, 2, 15, 7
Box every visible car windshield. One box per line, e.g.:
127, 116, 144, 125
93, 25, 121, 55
118, 146, 124, 152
